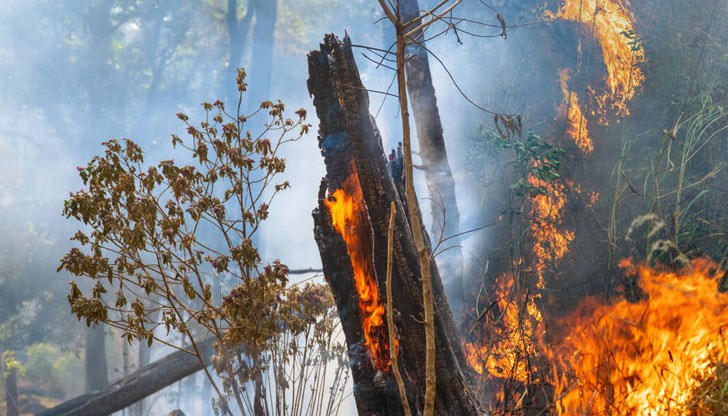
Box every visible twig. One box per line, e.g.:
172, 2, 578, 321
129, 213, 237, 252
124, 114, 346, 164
386, 201, 412, 416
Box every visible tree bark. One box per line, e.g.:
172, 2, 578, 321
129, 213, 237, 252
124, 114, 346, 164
5, 366, 18, 416
85, 325, 108, 393
37, 339, 213, 416
399, 0, 465, 316
308, 34, 481, 416
247, 0, 278, 111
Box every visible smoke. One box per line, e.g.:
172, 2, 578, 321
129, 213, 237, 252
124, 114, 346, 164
3, 0, 726, 414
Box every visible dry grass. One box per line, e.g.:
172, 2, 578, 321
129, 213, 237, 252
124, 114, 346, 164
686, 362, 728, 415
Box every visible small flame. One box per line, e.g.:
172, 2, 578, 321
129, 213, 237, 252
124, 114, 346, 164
547, 0, 645, 118
324, 172, 395, 372
465, 273, 544, 383
547, 258, 728, 414
529, 176, 574, 285
559, 69, 593, 153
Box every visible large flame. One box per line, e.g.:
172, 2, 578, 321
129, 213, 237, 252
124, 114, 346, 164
547, 258, 728, 414
559, 69, 593, 153
324, 173, 395, 372
547, 0, 645, 118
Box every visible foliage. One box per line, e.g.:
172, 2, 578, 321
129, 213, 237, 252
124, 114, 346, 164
25, 343, 56, 386
2, 350, 25, 379
59, 70, 348, 415
469, 128, 565, 201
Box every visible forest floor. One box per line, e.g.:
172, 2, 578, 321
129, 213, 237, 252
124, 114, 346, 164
0, 380, 60, 415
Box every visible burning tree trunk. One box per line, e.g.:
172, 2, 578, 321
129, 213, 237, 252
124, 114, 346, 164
309, 34, 481, 415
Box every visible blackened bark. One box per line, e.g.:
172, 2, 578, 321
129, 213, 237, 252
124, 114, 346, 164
37, 339, 213, 416
309, 34, 481, 416
399, 0, 465, 315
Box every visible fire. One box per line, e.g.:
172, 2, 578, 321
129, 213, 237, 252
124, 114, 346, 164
324, 173, 395, 372
559, 69, 593, 153
547, 0, 645, 117
547, 258, 728, 415
529, 176, 574, 284
465, 273, 544, 381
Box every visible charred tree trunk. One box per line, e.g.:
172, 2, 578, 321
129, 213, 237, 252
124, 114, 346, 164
37, 339, 213, 416
309, 34, 481, 416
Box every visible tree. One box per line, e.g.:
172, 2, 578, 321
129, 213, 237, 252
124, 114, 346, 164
58, 70, 350, 415
398, 0, 465, 316
219, 0, 279, 108
309, 33, 481, 415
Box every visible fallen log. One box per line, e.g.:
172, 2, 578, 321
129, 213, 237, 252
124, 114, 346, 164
36, 339, 213, 416
309, 34, 481, 415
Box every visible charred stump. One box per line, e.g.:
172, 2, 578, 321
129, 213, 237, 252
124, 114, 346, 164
309, 34, 481, 415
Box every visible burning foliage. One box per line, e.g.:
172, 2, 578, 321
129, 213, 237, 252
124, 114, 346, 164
559, 69, 593, 153
547, 0, 645, 119
465, 272, 545, 413
547, 258, 727, 415
467, 257, 728, 415
324, 171, 396, 372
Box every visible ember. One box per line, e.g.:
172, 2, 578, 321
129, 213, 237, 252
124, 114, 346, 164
324, 172, 396, 372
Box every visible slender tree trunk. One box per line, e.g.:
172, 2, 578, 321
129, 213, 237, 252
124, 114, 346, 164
133, 339, 152, 415
5, 366, 19, 416
398, 0, 465, 317
222, 0, 253, 103
122, 339, 130, 416
391, 11, 437, 414
85, 325, 108, 392
247, 0, 278, 111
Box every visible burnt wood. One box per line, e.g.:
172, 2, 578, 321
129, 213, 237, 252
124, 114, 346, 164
309, 34, 481, 416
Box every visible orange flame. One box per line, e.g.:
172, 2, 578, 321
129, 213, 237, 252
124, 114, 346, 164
324, 173, 395, 372
529, 176, 574, 285
547, 0, 645, 118
559, 69, 593, 153
547, 258, 728, 414
465, 273, 544, 383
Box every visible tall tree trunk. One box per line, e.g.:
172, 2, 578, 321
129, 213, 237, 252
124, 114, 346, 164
398, 0, 465, 317
308, 33, 481, 416
133, 341, 152, 416
122, 339, 130, 416
247, 0, 278, 111
5, 366, 19, 416
222, 0, 253, 103
85, 325, 108, 392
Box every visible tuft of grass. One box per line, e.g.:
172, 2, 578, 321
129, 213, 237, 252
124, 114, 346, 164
686, 362, 728, 415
